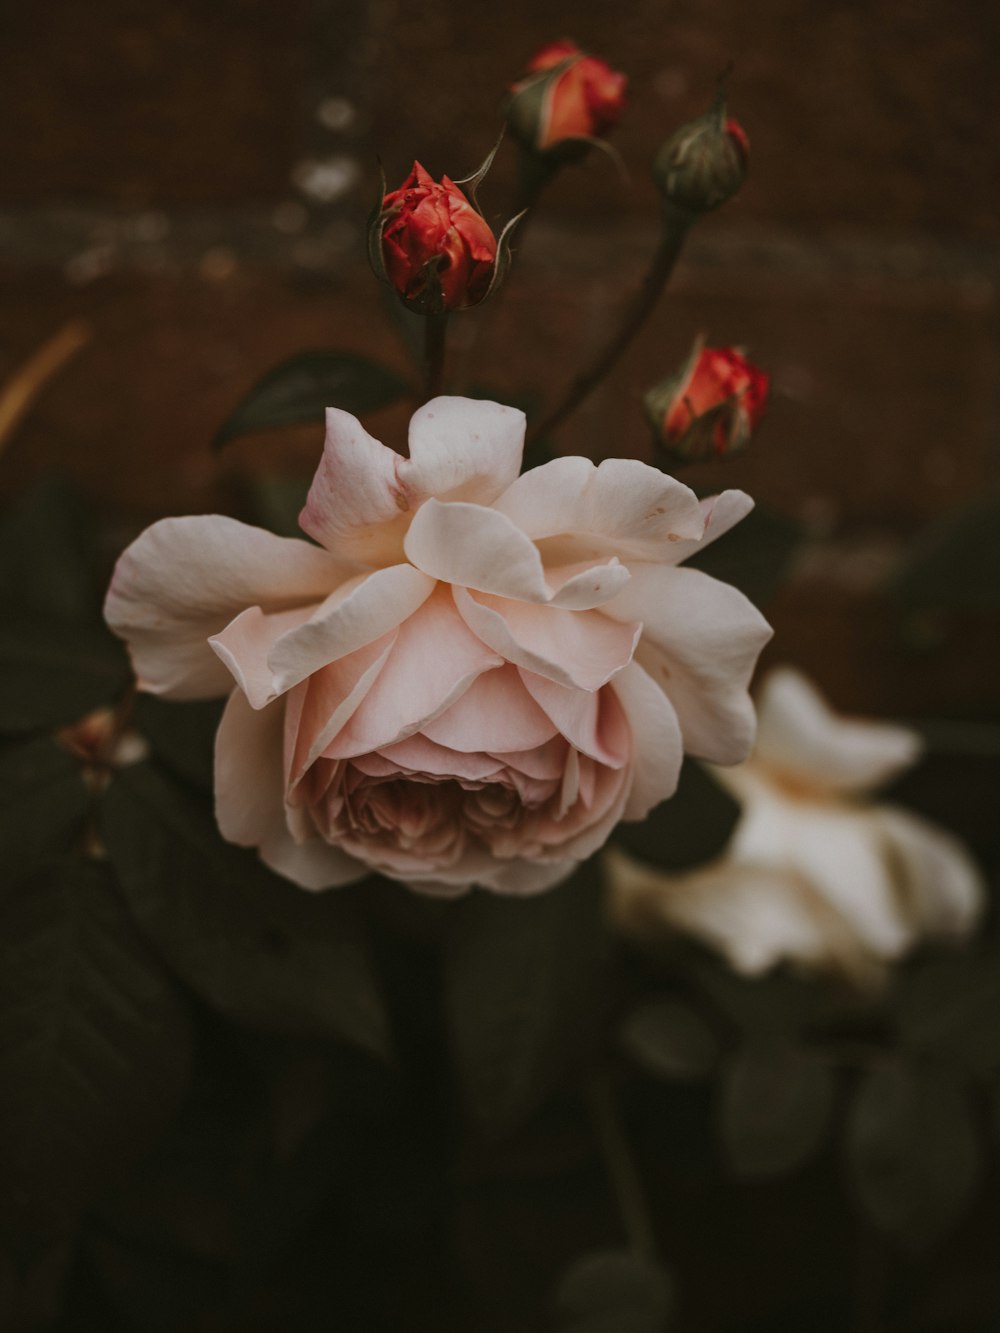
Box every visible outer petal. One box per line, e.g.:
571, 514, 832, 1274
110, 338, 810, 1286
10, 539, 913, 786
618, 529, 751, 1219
610, 660, 684, 820
260, 832, 366, 892
754, 668, 922, 794
729, 785, 914, 958
105, 516, 343, 699
605, 565, 772, 765
215, 688, 287, 848
400, 397, 524, 506
454, 587, 640, 692
655, 490, 755, 568
299, 408, 412, 565
875, 805, 984, 939
210, 605, 314, 709
493, 455, 706, 561
605, 846, 875, 979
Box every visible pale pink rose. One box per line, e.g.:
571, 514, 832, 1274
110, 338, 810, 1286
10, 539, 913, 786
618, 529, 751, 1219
608, 668, 984, 978
104, 397, 771, 896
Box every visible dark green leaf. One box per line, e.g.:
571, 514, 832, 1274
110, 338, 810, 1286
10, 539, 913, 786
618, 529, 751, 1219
0, 615, 130, 735
132, 695, 223, 794
0, 737, 91, 885
0, 478, 106, 629
620, 997, 720, 1083
889, 491, 1000, 614
893, 951, 1000, 1074
612, 759, 739, 872
214, 352, 413, 448
685, 505, 800, 609
553, 1249, 673, 1333
445, 862, 609, 1136
0, 857, 193, 1265
101, 762, 390, 1057
845, 1060, 980, 1248
719, 1042, 834, 1179
243, 471, 313, 540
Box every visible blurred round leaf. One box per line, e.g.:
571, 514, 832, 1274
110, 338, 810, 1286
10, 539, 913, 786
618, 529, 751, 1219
719, 1042, 834, 1179
620, 997, 720, 1083
845, 1060, 980, 1249
553, 1249, 673, 1333
445, 862, 608, 1136
893, 952, 1000, 1075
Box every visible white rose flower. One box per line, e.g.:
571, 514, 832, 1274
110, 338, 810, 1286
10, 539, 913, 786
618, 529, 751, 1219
607, 667, 984, 979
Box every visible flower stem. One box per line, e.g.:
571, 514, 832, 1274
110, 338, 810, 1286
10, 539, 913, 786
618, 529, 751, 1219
586, 1074, 658, 1262
423, 314, 449, 402
528, 212, 691, 447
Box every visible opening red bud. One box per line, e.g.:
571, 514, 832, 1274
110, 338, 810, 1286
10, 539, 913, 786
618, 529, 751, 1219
374, 162, 498, 314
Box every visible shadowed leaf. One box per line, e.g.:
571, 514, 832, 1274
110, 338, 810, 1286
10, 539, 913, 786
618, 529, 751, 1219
101, 762, 391, 1058
0, 857, 193, 1267
214, 352, 413, 448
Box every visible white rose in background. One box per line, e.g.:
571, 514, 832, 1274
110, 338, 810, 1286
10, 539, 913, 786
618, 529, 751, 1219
608, 667, 985, 979
105, 396, 771, 896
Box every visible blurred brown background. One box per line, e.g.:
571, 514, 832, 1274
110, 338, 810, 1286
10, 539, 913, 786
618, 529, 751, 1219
1, 0, 997, 721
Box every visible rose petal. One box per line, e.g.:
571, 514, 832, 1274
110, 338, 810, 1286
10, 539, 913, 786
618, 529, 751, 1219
420, 664, 558, 752
656, 490, 755, 567
404, 500, 550, 599
104, 516, 342, 699
519, 671, 629, 767
403, 498, 630, 610
286, 631, 397, 785
605, 565, 772, 765
400, 396, 524, 506
378, 733, 506, 782
753, 668, 922, 793
214, 688, 287, 848
260, 831, 365, 892
299, 408, 412, 564
874, 805, 984, 938
267, 563, 435, 696
210, 606, 315, 709
322, 586, 503, 757
493, 455, 706, 560
454, 587, 639, 691
605, 846, 871, 978
729, 785, 914, 957
610, 660, 684, 820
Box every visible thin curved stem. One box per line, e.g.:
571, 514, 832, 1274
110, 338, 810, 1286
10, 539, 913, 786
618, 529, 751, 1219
528, 215, 691, 447
422, 314, 449, 402
586, 1074, 658, 1262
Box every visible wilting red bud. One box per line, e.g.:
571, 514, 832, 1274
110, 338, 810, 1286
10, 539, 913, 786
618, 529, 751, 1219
378, 162, 497, 312
645, 343, 769, 461
507, 39, 627, 154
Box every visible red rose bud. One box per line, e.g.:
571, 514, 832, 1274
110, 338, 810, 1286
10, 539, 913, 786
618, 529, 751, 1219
653, 91, 749, 217
376, 162, 498, 313
645, 342, 769, 461
507, 39, 627, 155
